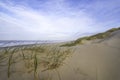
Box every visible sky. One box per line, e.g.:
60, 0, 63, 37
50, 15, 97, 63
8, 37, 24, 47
0, 0, 120, 40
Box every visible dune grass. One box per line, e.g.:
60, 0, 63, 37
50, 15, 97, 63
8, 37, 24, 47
7, 48, 17, 78
41, 47, 71, 72
34, 52, 38, 80
0, 44, 72, 80
61, 27, 120, 47
0, 48, 9, 66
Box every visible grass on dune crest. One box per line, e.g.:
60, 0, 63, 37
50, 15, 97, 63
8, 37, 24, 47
0, 44, 72, 80
61, 27, 120, 47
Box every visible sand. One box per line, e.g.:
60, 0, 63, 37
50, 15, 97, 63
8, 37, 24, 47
0, 30, 120, 80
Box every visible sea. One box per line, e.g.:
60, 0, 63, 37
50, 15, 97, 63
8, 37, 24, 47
0, 40, 62, 47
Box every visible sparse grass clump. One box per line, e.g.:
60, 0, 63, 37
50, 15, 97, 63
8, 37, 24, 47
41, 47, 71, 72
0, 48, 9, 66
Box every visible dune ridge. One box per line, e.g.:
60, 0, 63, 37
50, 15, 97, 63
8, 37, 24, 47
0, 27, 120, 80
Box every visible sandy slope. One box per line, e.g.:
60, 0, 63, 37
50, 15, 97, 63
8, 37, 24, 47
0, 30, 120, 80
55, 30, 120, 80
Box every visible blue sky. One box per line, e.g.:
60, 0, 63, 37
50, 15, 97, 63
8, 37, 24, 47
0, 0, 120, 40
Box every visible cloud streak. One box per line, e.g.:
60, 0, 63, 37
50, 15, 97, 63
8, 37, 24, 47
0, 0, 120, 40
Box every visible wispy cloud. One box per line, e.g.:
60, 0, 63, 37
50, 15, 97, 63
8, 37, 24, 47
0, 0, 120, 40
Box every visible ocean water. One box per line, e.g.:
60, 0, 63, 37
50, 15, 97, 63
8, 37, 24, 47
0, 40, 60, 47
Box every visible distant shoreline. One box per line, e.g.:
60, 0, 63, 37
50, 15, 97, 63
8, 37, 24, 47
0, 40, 64, 48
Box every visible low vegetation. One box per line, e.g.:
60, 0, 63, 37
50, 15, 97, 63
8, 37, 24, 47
61, 27, 120, 47
0, 44, 72, 80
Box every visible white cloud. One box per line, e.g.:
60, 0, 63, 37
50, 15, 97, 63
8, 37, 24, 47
0, 0, 120, 40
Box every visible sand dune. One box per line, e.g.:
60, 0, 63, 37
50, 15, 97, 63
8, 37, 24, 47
0, 29, 120, 80
57, 30, 120, 80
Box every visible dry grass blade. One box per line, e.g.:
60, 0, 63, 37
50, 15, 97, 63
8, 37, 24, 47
7, 48, 17, 78
34, 52, 38, 80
